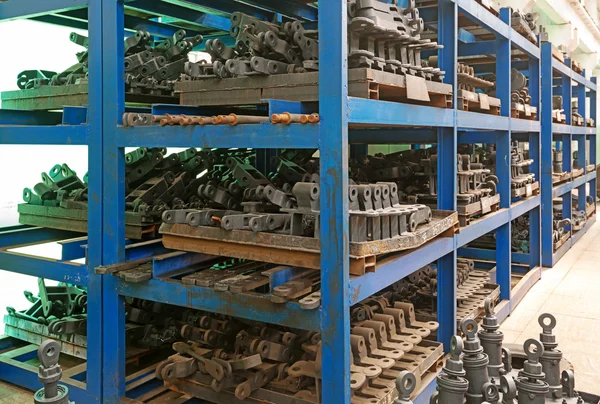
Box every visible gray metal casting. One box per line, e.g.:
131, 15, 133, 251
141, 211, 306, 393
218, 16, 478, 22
34, 340, 72, 404
516, 339, 549, 404
479, 298, 506, 378
430, 336, 469, 404
461, 319, 491, 404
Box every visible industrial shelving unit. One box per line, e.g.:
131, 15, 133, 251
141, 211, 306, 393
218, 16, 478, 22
0, 1, 592, 403
540, 42, 597, 267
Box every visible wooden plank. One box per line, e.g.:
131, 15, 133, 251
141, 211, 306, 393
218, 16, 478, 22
63, 362, 87, 378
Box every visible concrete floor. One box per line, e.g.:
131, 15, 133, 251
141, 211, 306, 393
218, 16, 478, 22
500, 217, 600, 395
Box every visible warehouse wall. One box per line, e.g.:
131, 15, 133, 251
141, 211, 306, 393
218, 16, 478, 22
0, 21, 89, 332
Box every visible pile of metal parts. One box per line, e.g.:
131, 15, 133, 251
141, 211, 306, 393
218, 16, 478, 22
17, 30, 202, 97
511, 10, 539, 44
183, 0, 444, 82
6, 279, 87, 338
430, 312, 597, 403
34, 340, 74, 404
552, 200, 571, 251
19, 148, 253, 238
17, 32, 89, 89
467, 214, 531, 253
162, 155, 433, 241
392, 260, 499, 327
124, 29, 203, 96
430, 57, 498, 114
509, 68, 536, 118
569, 194, 594, 232
120, 111, 320, 128
483, 68, 536, 119
552, 96, 567, 123
352, 147, 500, 226
156, 294, 442, 403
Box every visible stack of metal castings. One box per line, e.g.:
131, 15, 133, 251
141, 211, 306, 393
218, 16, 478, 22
429, 57, 498, 113
6, 279, 87, 337
18, 30, 202, 97
163, 154, 434, 240
347, 0, 444, 81
511, 10, 539, 44
571, 99, 585, 126
430, 313, 593, 403
508, 141, 539, 198
153, 293, 442, 403
183, 0, 444, 82
552, 96, 567, 123
34, 340, 74, 404
124, 29, 203, 96
467, 214, 531, 253
391, 261, 497, 326
184, 11, 315, 79
552, 149, 563, 174
20, 148, 254, 234
511, 68, 532, 105
17, 32, 89, 89
352, 147, 500, 225
552, 203, 571, 251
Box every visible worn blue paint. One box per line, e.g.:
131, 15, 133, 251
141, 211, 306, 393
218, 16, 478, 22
0, 126, 89, 145
86, 0, 104, 400
0, 252, 87, 286
0, 226, 79, 248
117, 278, 321, 330
349, 237, 454, 304
62, 106, 88, 125
318, 0, 350, 401
151, 253, 213, 278
101, 0, 127, 401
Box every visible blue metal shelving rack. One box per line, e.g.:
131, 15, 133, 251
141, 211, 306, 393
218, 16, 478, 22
540, 42, 597, 267
0, 0, 591, 403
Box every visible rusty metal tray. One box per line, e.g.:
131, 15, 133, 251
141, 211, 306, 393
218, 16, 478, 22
160, 210, 458, 275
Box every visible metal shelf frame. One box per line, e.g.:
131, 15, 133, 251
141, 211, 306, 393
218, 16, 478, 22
0, 0, 579, 403
540, 42, 597, 267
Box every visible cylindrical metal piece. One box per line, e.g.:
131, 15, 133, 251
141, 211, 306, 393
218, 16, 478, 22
479, 299, 505, 378
537, 313, 563, 399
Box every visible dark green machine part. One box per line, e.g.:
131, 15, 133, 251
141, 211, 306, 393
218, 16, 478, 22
6, 279, 87, 328
16, 70, 57, 89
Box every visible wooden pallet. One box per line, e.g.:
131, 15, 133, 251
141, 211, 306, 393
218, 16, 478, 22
553, 232, 570, 252
552, 172, 571, 185
572, 167, 584, 179
587, 203, 596, 218
457, 194, 501, 227
511, 102, 537, 120
457, 89, 500, 115
160, 210, 458, 276
552, 110, 567, 123
176, 68, 454, 109
511, 181, 540, 199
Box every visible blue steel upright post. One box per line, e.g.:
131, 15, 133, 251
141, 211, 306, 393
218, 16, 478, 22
86, 0, 104, 401
318, 1, 351, 402
528, 50, 542, 269
436, 0, 458, 349
102, 0, 127, 401
540, 42, 554, 266
495, 8, 511, 301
